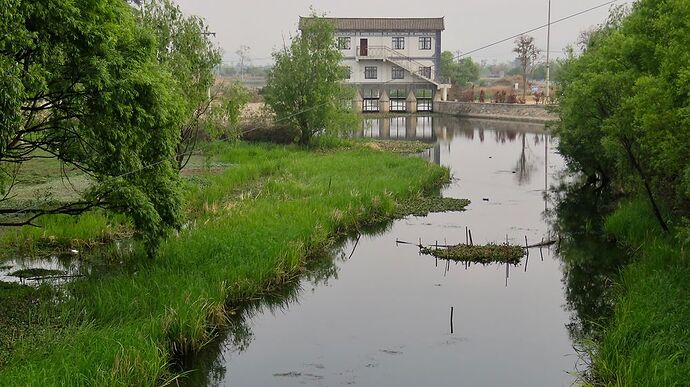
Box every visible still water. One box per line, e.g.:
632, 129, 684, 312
184, 115, 581, 386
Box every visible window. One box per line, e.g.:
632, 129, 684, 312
363, 99, 379, 112
389, 89, 407, 99
337, 37, 351, 50
364, 66, 378, 79
418, 66, 432, 79
392, 37, 405, 50
417, 99, 433, 112
416, 89, 433, 99
390, 89, 406, 112
419, 37, 432, 50
392, 66, 405, 80
363, 89, 380, 99
390, 100, 406, 112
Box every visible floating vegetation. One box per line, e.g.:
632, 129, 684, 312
395, 197, 471, 217
421, 244, 525, 264
364, 140, 433, 154
9, 268, 67, 279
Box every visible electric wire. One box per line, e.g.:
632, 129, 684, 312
455, 0, 625, 60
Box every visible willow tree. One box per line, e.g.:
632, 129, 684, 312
0, 0, 186, 256
136, 0, 222, 169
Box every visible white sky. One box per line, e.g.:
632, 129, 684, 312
173, 0, 632, 66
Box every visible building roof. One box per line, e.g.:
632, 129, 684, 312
299, 17, 445, 32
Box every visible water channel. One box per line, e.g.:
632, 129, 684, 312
182, 115, 595, 386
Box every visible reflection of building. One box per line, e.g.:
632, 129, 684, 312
360, 116, 437, 142
299, 17, 451, 113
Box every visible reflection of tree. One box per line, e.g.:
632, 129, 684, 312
176, 245, 345, 385
515, 133, 537, 185
549, 184, 629, 344
494, 130, 518, 144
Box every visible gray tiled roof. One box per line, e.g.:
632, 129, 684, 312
299, 17, 445, 31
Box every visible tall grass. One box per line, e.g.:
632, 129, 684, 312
589, 199, 690, 386
0, 142, 448, 385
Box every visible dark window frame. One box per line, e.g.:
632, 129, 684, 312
363, 99, 379, 112
390, 99, 407, 112
392, 66, 405, 80
419, 37, 432, 50
364, 66, 378, 80
392, 37, 405, 50
417, 99, 433, 112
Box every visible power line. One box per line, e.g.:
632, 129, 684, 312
455, 0, 623, 60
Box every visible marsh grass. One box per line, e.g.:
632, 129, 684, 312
0, 142, 449, 385
421, 243, 525, 264
395, 197, 471, 217
585, 199, 690, 386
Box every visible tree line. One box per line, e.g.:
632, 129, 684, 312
556, 0, 690, 232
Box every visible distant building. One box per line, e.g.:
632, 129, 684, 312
299, 17, 451, 113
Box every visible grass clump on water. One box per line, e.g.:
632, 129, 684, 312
0, 142, 449, 385
362, 140, 433, 154
395, 197, 471, 217
421, 243, 525, 264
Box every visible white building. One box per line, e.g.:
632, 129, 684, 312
299, 17, 450, 113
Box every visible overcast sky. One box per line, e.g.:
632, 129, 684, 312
173, 0, 631, 66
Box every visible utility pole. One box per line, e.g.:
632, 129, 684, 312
545, 0, 552, 103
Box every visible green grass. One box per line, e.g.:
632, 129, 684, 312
395, 197, 471, 217
586, 199, 690, 386
0, 142, 449, 385
421, 243, 525, 264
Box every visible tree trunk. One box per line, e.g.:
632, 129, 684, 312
522, 66, 527, 100
621, 136, 669, 232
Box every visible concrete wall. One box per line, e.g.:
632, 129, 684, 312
434, 101, 558, 123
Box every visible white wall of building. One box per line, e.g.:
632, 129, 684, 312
335, 32, 438, 60
343, 59, 436, 85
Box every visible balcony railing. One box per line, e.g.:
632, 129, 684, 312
356, 45, 437, 84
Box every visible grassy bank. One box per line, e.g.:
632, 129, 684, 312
0, 142, 449, 385
589, 199, 690, 386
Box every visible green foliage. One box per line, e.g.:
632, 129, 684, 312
556, 0, 690, 227
440, 51, 480, 85
264, 15, 355, 145
136, 0, 223, 171
202, 81, 250, 141
591, 199, 690, 386
0, 143, 449, 385
137, 0, 220, 120
0, 0, 190, 256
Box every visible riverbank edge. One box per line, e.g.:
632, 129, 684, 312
0, 143, 451, 385
434, 101, 559, 124
590, 199, 690, 385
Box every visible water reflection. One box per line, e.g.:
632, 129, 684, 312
358, 116, 548, 188
181, 116, 620, 387
549, 184, 629, 343
178, 245, 350, 387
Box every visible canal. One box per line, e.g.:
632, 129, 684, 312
182, 115, 588, 386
